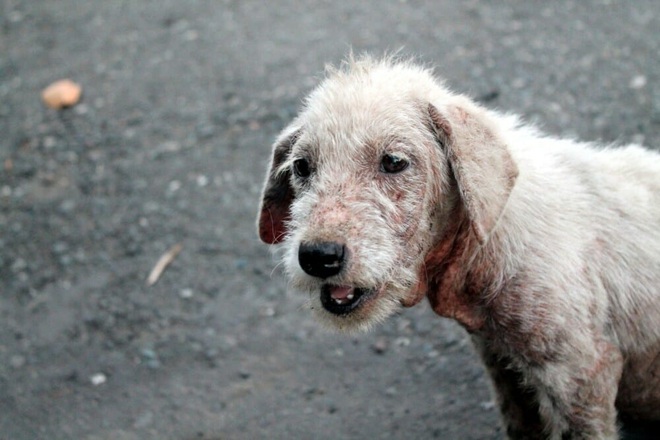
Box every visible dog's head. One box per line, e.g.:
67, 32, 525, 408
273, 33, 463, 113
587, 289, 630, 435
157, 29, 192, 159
257, 56, 517, 332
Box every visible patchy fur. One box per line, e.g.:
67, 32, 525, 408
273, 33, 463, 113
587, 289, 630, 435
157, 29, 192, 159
257, 54, 660, 439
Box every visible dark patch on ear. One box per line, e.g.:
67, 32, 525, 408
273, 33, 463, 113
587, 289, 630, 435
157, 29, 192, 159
258, 129, 301, 244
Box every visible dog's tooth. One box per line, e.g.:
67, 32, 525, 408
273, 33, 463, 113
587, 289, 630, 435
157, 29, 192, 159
346, 293, 354, 300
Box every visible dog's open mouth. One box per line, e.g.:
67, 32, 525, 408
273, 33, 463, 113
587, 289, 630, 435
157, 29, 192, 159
320, 284, 373, 315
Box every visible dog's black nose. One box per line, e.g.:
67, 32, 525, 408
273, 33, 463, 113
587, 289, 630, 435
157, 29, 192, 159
298, 241, 345, 279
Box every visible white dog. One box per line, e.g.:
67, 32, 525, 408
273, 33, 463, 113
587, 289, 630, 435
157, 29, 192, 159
257, 55, 660, 439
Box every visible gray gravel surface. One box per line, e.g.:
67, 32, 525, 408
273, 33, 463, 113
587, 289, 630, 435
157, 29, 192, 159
1, 1, 659, 439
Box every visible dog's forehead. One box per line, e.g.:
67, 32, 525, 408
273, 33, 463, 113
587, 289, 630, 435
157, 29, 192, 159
299, 90, 423, 158
308, 77, 422, 125
296, 61, 449, 151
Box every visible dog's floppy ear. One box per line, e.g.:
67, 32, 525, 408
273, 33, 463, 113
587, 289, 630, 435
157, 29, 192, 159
428, 101, 518, 244
257, 125, 302, 244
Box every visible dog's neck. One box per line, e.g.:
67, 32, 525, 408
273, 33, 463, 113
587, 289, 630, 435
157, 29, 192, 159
424, 205, 491, 331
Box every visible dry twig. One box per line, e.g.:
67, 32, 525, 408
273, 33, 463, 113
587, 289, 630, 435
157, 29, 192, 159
146, 243, 183, 286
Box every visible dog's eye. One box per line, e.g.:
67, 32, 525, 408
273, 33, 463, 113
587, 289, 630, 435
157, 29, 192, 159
380, 154, 409, 174
293, 158, 311, 178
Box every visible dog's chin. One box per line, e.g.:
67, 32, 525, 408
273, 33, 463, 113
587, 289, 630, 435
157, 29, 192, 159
309, 283, 405, 333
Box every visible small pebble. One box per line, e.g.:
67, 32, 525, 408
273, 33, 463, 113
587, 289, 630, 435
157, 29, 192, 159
140, 348, 157, 360
179, 288, 193, 299
480, 400, 496, 411
90, 373, 107, 386
630, 75, 647, 89
41, 79, 82, 109
139, 348, 161, 369
394, 337, 410, 347
196, 175, 209, 187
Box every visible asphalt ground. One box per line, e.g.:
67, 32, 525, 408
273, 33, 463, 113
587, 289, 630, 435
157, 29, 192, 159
1, 1, 659, 439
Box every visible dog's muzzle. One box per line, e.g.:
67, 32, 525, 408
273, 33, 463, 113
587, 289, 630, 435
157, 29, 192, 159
298, 241, 374, 315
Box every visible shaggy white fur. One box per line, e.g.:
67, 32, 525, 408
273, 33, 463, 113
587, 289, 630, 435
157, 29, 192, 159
258, 54, 660, 439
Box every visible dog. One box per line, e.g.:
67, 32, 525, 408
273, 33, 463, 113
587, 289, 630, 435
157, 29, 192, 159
256, 55, 660, 439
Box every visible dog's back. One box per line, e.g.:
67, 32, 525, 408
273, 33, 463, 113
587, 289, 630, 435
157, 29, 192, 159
490, 124, 660, 420
504, 129, 660, 345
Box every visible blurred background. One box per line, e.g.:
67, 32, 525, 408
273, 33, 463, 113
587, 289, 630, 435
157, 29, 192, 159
1, 1, 659, 439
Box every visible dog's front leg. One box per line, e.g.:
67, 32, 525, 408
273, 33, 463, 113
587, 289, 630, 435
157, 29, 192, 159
472, 337, 545, 439
530, 338, 623, 440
